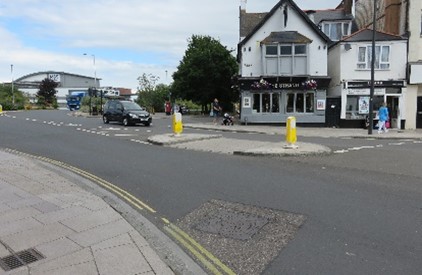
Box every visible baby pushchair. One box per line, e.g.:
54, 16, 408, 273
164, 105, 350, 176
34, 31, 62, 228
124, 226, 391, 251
222, 113, 234, 125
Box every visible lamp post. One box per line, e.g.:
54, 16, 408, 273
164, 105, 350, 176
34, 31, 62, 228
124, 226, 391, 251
83, 53, 96, 115
11, 64, 15, 107
368, 0, 377, 135
83, 53, 96, 88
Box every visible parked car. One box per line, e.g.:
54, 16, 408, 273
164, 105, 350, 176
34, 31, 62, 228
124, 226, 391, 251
102, 100, 151, 126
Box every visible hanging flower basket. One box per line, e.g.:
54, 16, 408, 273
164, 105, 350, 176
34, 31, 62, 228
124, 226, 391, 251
251, 78, 273, 90
302, 79, 317, 90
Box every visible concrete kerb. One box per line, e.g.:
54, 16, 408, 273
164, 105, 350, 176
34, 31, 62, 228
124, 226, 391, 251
148, 133, 222, 145
233, 142, 332, 157
184, 123, 422, 140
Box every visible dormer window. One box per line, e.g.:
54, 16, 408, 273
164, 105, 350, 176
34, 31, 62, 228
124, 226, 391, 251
321, 21, 351, 41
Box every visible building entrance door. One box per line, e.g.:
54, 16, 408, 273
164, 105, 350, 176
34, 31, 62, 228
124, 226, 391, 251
417, 96, 422, 129
325, 97, 341, 128
386, 95, 400, 129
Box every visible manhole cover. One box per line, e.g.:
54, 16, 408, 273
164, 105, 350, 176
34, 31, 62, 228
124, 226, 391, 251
194, 209, 269, 240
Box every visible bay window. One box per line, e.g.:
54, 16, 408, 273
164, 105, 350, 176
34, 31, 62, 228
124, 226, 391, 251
264, 43, 308, 76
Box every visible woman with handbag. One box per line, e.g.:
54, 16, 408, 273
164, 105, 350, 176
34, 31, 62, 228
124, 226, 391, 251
378, 102, 389, 134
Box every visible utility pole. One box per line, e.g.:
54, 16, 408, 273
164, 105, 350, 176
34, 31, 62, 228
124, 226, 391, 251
84, 53, 96, 115
368, 0, 377, 135
11, 64, 15, 107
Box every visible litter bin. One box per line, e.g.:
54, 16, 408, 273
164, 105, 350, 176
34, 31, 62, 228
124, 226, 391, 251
92, 106, 98, 115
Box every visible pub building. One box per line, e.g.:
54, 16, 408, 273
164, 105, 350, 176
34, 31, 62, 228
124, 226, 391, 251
238, 77, 330, 124
237, 0, 332, 125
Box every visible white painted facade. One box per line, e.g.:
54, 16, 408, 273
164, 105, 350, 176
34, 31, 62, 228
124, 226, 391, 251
239, 6, 328, 78
328, 36, 408, 128
237, 0, 331, 124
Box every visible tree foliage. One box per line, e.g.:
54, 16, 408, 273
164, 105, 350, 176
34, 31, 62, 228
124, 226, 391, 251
172, 35, 238, 111
0, 84, 27, 110
136, 73, 170, 113
36, 78, 58, 108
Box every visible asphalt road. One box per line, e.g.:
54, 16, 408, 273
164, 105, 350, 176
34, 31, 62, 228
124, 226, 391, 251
1, 110, 421, 275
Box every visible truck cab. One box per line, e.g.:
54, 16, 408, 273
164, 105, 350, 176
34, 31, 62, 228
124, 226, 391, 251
66, 91, 86, 111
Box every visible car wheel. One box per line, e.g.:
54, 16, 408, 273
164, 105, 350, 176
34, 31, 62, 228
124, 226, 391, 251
123, 118, 130, 126
103, 115, 109, 124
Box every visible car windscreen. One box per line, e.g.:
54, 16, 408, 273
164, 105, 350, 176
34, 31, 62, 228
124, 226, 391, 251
121, 102, 143, 111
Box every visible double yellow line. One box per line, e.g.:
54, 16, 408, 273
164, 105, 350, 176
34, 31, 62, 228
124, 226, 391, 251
4, 148, 236, 275
164, 223, 236, 275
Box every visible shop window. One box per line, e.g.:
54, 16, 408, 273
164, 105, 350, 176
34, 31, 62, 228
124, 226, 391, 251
252, 92, 281, 113
286, 93, 294, 113
346, 95, 384, 119
296, 93, 304, 113
262, 94, 271, 113
305, 93, 314, 112
286, 92, 315, 113
272, 93, 280, 112
357, 45, 390, 70
253, 94, 261, 113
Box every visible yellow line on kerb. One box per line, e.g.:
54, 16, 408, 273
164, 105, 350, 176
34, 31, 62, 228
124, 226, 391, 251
167, 224, 236, 275
5, 149, 234, 274
164, 226, 223, 275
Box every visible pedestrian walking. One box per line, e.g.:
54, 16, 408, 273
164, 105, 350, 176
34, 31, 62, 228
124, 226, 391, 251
378, 102, 389, 134
212, 98, 221, 125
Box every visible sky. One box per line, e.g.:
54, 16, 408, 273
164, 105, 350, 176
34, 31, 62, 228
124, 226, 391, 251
0, 0, 340, 91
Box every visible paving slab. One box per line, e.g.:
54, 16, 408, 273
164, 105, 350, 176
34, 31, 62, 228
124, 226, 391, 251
2, 222, 75, 251
93, 243, 151, 275
60, 206, 122, 232
68, 219, 134, 247
35, 237, 82, 260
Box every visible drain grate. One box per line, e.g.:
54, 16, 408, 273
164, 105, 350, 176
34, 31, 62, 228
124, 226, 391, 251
0, 249, 45, 271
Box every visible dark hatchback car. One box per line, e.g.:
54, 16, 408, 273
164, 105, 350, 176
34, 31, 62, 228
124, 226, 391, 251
102, 100, 152, 126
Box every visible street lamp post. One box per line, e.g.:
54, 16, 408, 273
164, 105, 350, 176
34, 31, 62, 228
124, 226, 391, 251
84, 53, 96, 115
11, 64, 15, 108
368, 0, 377, 135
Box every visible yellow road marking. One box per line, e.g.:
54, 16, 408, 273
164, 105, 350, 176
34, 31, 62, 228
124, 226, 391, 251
5, 148, 156, 213
164, 226, 223, 275
4, 148, 234, 274
169, 224, 236, 275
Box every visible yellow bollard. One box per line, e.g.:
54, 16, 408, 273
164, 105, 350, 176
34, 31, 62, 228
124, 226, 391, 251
172, 112, 183, 136
0, 104, 3, 115
285, 116, 298, 148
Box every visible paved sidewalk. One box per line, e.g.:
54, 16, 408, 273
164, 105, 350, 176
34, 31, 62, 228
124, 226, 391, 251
0, 150, 179, 275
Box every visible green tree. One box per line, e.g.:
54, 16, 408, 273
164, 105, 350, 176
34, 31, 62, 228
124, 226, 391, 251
0, 84, 27, 110
172, 35, 238, 112
36, 78, 58, 108
136, 73, 170, 113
